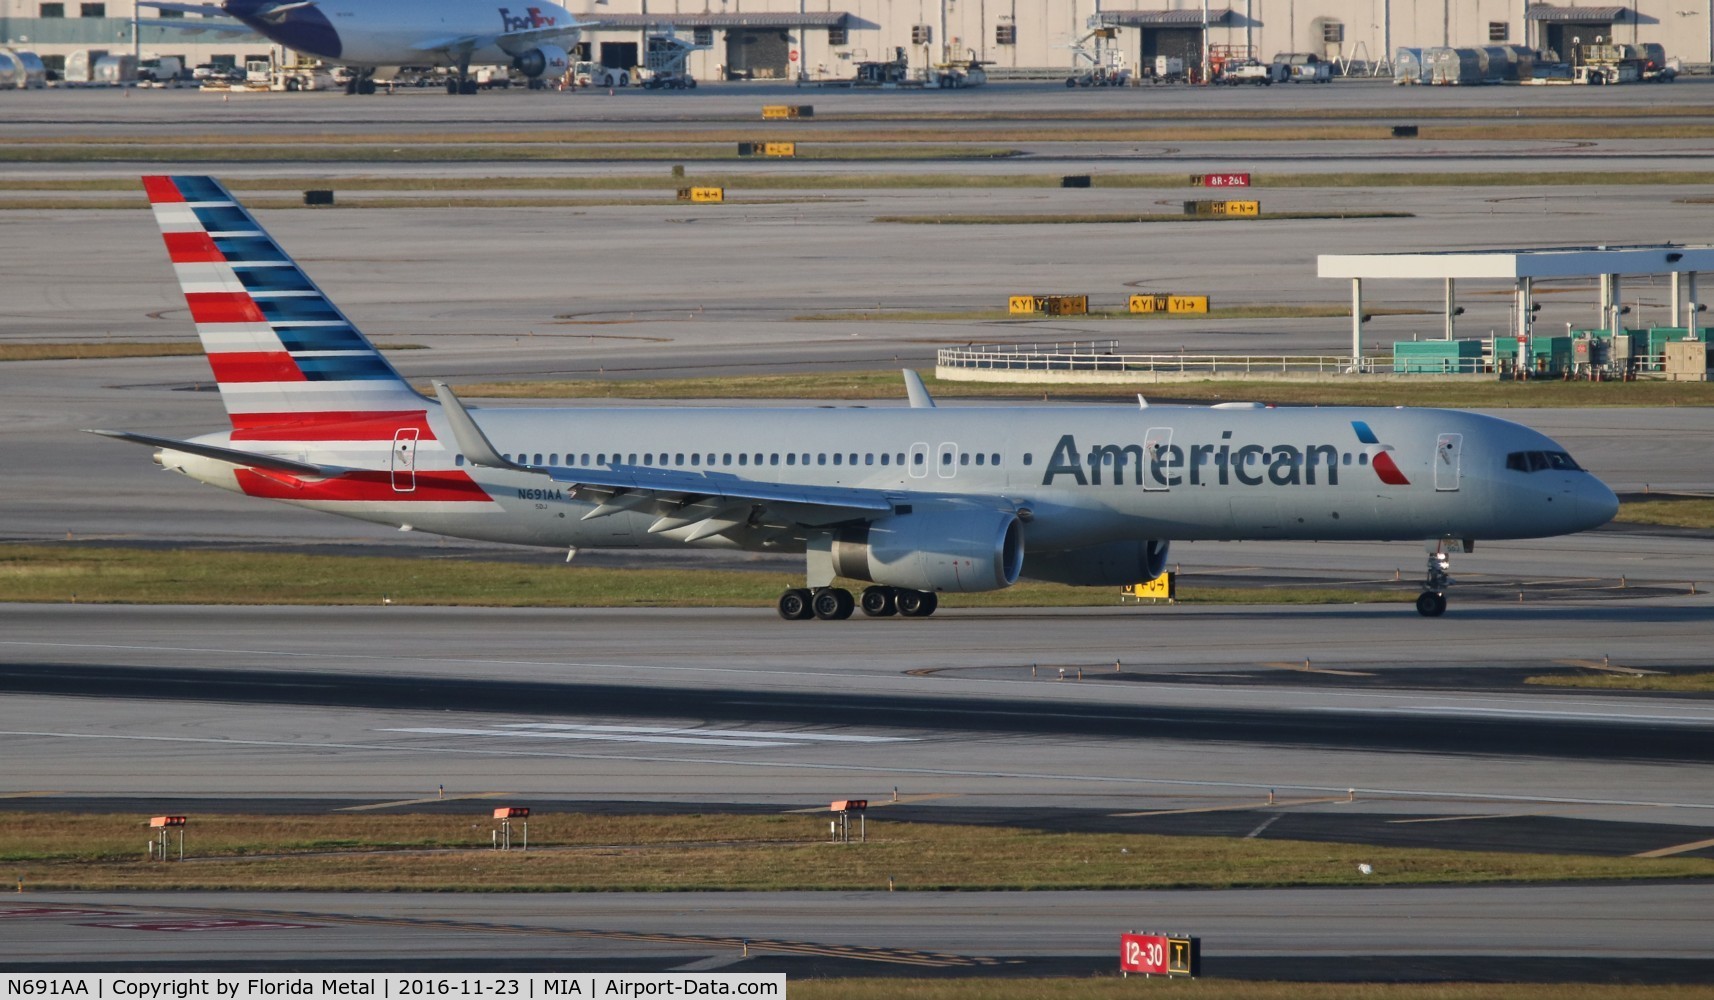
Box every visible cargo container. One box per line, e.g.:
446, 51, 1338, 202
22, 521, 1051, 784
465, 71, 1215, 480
1428, 47, 1482, 85
9, 49, 48, 88
61, 49, 108, 85
92, 54, 138, 86
1393, 47, 1428, 84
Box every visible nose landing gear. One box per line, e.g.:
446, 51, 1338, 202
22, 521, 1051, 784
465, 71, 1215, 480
1417, 547, 1452, 617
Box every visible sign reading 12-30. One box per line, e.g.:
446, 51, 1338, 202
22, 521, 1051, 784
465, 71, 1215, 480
1120, 932, 1201, 977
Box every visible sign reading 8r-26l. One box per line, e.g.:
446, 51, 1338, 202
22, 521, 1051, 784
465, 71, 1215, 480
1120, 932, 1201, 977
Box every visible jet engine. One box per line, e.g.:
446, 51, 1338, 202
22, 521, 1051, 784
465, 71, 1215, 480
513, 44, 570, 79
1022, 539, 1170, 587
833, 506, 1023, 593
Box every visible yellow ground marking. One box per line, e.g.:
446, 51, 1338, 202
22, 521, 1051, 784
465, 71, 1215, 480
1554, 658, 1667, 676
1260, 661, 1376, 677
0, 791, 61, 799
1387, 813, 1542, 824
336, 792, 510, 812
1111, 796, 1345, 818
1632, 836, 1714, 858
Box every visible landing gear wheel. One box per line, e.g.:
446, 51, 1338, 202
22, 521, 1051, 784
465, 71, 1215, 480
445, 79, 459, 94
812, 587, 855, 620
860, 586, 897, 618
896, 590, 938, 618
1415, 591, 1447, 617
459, 79, 480, 95
357, 78, 376, 95
777, 588, 813, 621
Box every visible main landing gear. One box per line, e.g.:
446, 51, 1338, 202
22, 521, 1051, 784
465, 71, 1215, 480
1416, 546, 1452, 617
777, 586, 938, 621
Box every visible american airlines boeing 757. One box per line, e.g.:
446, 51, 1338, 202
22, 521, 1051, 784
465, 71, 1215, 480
94, 176, 1619, 620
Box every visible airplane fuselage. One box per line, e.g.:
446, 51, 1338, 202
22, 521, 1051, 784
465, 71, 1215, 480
224, 0, 579, 67
167, 403, 1617, 555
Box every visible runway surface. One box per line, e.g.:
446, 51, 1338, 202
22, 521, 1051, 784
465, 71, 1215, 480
4, 886, 1713, 980
5, 601, 1714, 825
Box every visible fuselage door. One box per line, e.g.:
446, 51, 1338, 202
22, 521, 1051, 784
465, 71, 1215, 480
1434, 433, 1462, 492
936, 442, 959, 479
391, 428, 419, 493
1143, 426, 1173, 491
908, 441, 930, 479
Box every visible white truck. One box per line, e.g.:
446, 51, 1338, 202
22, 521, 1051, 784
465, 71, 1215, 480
138, 55, 186, 86
1223, 59, 1285, 84
574, 60, 630, 87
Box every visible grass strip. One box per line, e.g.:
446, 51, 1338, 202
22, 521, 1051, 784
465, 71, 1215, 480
1525, 671, 1714, 692
873, 211, 1412, 225
0, 341, 203, 361
795, 981, 1714, 1000
0, 545, 1393, 608
8, 812, 1713, 892
448, 369, 1714, 408
1610, 496, 1714, 529
0, 144, 1021, 164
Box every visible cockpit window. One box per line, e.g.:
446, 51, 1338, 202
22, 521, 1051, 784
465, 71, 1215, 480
1506, 450, 1582, 473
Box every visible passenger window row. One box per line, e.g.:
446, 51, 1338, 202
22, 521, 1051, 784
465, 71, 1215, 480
454, 450, 1013, 469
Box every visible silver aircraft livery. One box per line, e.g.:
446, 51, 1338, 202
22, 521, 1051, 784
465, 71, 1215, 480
139, 0, 588, 92
95, 176, 1620, 620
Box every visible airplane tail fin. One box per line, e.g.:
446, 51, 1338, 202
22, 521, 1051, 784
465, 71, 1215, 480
142, 175, 432, 442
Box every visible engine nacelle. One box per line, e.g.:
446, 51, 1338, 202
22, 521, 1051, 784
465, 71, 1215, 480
513, 44, 570, 79
1022, 539, 1170, 587
833, 506, 1023, 593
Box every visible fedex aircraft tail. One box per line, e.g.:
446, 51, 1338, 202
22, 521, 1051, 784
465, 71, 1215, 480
142, 175, 432, 442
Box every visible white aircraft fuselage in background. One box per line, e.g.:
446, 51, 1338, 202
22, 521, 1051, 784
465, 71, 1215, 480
148, 0, 586, 78
103, 176, 1620, 621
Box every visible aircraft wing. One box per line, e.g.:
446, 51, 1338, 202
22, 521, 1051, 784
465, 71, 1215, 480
134, 0, 252, 32
411, 21, 595, 59
136, 0, 227, 14
85, 429, 349, 478
433, 383, 901, 535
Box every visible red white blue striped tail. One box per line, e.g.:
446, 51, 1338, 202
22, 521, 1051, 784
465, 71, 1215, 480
143, 175, 431, 442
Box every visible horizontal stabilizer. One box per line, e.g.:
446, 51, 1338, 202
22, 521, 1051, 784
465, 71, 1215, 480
85, 429, 344, 478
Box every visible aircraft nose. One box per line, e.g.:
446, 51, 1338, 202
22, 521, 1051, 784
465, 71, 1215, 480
1582, 477, 1621, 529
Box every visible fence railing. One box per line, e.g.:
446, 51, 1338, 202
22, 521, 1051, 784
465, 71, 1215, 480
937, 344, 1386, 375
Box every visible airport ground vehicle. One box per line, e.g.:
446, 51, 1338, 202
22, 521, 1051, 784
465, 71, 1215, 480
137, 55, 186, 85
574, 60, 630, 87
1221, 59, 1283, 84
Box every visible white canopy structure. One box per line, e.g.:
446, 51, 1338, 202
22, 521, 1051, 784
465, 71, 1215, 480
1317, 245, 1714, 362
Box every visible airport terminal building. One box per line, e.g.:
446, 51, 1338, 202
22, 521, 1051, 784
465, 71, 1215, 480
0, 0, 1704, 80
